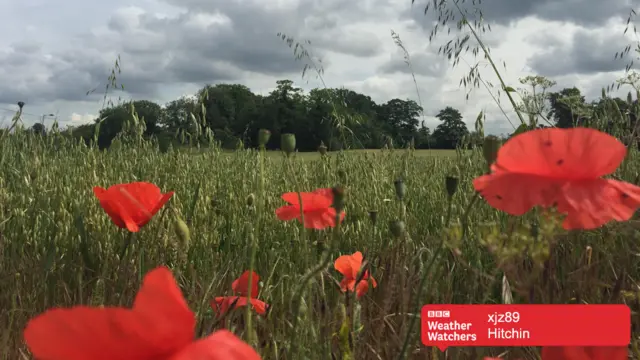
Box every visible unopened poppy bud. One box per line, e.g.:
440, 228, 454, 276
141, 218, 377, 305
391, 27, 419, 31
173, 216, 191, 248
246, 193, 255, 207
258, 129, 271, 147
332, 186, 346, 214
17, 101, 24, 109
318, 141, 328, 156
445, 176, 458, 199
368, 210, 378, 225
394, 178, 406, 201
389, 220, 405, 238
482, 135, 501, 169
281, 133, 296, 156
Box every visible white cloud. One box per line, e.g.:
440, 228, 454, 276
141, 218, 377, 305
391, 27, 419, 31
0, 0, 638, 135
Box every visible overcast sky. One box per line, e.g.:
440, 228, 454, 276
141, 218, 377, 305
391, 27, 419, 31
1, 0, 640, 135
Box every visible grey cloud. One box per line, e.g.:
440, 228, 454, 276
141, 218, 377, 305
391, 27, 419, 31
527, 30, 633, 77
378, 49, 448, 77
408, 0, 639, 28
0, 0, 395, 105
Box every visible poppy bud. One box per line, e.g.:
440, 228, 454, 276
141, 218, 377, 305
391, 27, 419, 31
173, 215, 191, 249
368, 210, 378, 225
281, 133, 296, 156
394, 178, 406, 201
482, 135, 501, 169
389, 220, 405, 238
332, 186, 346, 214
17, 101, 24, 109
445, 176, 458, 199
258, 129, 271, 148
246, 193, 255, 207
318, 141, 328, 156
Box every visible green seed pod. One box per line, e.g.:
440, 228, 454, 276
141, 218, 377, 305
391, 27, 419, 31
368, 210, 378, 225
394, 178, 406, 201
482, 135, 501, 169
258, 129, 271, 147
389, 220, 405, 238
281, 133, 296, 156
246, 193, 255, 207
318, 141, 328, 156
445, 176, 459, 199
332, 186, 346, 214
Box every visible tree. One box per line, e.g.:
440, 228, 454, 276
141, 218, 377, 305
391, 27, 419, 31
163, 96, 198, 132
431, 107, 469, 149
31, 123, 46, 136
547, 87, 587, 128
96, 100, 164, 148
376, 98, 422, 147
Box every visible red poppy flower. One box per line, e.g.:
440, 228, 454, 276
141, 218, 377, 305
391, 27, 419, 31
473, 127, 640, 230
334, 251, 377, 298
93, 181, 174, 232
23, 266, 261, 360
275, 188, 345, 229
541, 346, 627, 360
211, 270, 269, 317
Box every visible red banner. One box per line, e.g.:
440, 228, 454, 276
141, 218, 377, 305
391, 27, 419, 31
421, 304, 630, 351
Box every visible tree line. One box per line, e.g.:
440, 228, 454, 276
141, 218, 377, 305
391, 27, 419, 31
40, 76, 640, 151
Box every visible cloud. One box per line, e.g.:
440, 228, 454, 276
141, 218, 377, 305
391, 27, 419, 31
0, 0, 639, 136
527, 21, 635, 77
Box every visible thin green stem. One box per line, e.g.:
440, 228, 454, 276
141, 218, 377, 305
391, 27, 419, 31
289, 211, 341, 358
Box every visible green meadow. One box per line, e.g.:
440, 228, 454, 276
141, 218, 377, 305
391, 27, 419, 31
1, 129, 639, 359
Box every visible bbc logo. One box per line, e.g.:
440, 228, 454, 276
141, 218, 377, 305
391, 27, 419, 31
427, 310, 450, 318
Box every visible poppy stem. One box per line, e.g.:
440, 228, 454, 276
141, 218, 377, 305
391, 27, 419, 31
118, 232, 135, 263
396, 239, 445, 360
289, 208, 341, 358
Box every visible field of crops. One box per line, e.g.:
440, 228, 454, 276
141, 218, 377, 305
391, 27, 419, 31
1, 131, 639, 360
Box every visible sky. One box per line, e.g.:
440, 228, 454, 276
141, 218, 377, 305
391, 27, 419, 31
1, 0, 640, 136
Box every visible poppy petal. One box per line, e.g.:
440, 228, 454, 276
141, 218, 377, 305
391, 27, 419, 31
335, 254, 356, 277
493, 127, 626, 179
339, 278, 356, 292
24, 307, 150, 360
247, 298, 269, 315
473, 173, 565, 216
126, 267, 195, 356
232, 271, 260, 297
168, 329, 261, 360
93, 187, 126, 229
97, 182, 172, 232
281, 192, 332, 210
541, 346, 627, 360
211, 297, 236, 316
146, 191, 174, 225
275, 205, 300, 221
355, 280, 368, 298
560, 179, 640, 229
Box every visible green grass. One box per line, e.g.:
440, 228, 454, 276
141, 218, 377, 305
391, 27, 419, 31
1, 131, 639, 360
187, 148, 459, 160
